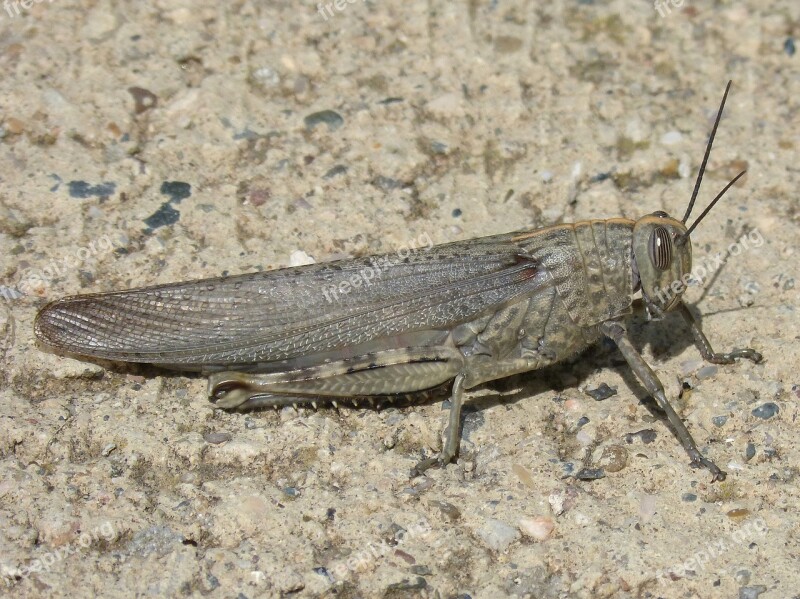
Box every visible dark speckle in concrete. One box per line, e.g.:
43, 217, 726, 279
752, 403, 779, 420
160, 181, 192, 203
144, 202, 180, 230
304, 109, 344, 132
68, 180, 116, 199
586, 383, 617, 401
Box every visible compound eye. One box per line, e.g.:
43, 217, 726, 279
652, 210, 669, 218
648, 226, 672, 271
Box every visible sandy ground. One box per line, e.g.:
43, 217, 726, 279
1, 1, 798, 597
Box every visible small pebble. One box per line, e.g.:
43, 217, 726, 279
203, 432, 232, 444
697, 365, 719, 380
785, 37, 796, 57
678, 156, 691, 178
304, 109, 344, 132
476, 519, 520, 552
738, 294, 755, 307
518, 517, 555, 541
585, 383, 617, 401
751, 403, 779, 420
575, 468, 605, 481
745, 442, 756, 461
712, 415, 728, 427
386, 577, 427, 593
251, 66, 281, 87
548, 492, 566, 516
739, 585, 767, 599
727, 508, 750, 520
428, 500, 461, 522
430, 141, 449, 154
289, 250, 315, 267
735, 570, 751, 585
682, 493, 698, 502
597, 445, 628, 473
160, 181, 191, 203
589, 172, 611, 183
744, 281, 761, 295
371, 175, 403, 191
323, 164, 348, 179
101, 443, 117, 457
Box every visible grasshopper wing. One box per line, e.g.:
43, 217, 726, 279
34, 232, 548, 368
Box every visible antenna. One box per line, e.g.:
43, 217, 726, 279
681, 80, 733, 225
681, 170, 747, 240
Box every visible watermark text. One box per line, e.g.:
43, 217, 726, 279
653, 228, 764, 306
321, 232, 434, 303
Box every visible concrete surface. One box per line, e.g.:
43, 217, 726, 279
1, 0, 798, 597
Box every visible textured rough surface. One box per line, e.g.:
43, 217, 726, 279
1, 1, 798, 598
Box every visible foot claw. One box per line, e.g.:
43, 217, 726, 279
689, 456, 727, 482
707, 347, 762, 365
411, 456, 441, 477
411, 449, 458, 477
737, 348, 763, 364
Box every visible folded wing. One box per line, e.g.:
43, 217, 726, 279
34, 233, 547, 368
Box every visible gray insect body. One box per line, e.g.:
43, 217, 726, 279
214, 219, 637, 404
33, 83, 761, 481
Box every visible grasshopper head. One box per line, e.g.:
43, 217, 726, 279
632, 212, 692, 313
632, 80, 747, 317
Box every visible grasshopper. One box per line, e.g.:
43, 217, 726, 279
34, 82, 761, 481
